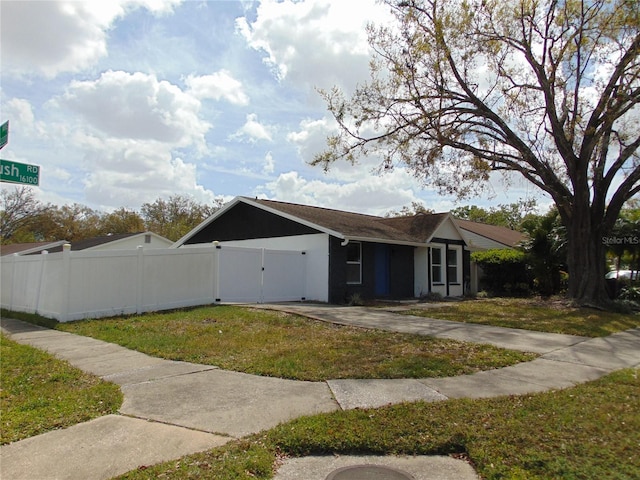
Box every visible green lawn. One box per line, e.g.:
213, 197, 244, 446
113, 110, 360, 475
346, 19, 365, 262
3, 300, 638, 479
0, 334, 123, 445
403, 297, 639, 337
55, 305, 535, 381
116, 368, 640, 480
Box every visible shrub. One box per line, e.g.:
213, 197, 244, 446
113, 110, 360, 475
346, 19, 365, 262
471, 249, 531, 296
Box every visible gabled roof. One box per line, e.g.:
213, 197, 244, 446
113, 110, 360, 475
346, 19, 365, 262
10, 232, 171, 255
174, 196, 465, 247
454, 218, 526, 248
41, 233, 144, 253
0, 240, 68, 256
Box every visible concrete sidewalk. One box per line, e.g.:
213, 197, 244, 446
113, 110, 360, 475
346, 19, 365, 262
1, 307, 639, 480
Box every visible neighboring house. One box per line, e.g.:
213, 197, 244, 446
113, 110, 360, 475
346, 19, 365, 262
0, 241, 68, 256
453, 218, 527, 294
174, 197, 492, 303
454, 218, 525, 251
3, 232, 173, 256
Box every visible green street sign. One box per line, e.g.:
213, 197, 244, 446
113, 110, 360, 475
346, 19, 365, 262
0, 159, 40, 186
0, 121, 8, 149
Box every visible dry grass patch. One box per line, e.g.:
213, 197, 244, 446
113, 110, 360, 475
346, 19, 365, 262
404, 297, 639, 337
56, 305, 535, 381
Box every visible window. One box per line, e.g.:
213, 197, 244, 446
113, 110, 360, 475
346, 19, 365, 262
431, 247, 442, 283
346, 242, 362, 284
447, 248, 459, 283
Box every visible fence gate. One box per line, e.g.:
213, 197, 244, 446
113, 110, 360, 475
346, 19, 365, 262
216, 246, 306, 303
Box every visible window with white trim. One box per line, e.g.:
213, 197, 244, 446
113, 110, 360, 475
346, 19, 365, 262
431, 247, 443, 283
346, 242, 362, 284
447, 247, 459, 284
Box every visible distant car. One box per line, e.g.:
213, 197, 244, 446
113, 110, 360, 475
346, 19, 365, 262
605, 270, 639, 280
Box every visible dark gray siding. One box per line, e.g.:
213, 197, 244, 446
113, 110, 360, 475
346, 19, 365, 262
185, 202, 319, 244
329, 238, 414, 303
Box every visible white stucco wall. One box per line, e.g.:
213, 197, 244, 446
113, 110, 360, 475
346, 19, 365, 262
414, 244, 464, 298
414, 247, 429, 297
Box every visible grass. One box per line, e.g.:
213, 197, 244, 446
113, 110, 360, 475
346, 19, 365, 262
0, 334, 123, 445
402, 297, 640, 337
54, 305, 535, 381
0, 309, 58, 329
116, 368, 640, 480
3, 301, 638, 478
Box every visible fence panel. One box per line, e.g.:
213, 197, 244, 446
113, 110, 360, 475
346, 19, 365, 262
217, 246, 263, 303
1, 244, 308, 321
65, 250, 140, 320
34, 254, 66, 318
139, 246, 217, 311
2, 255, 42, 312
262, 249, 307, 302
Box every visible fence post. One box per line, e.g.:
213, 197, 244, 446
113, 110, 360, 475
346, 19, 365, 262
259, 248, 266, 304
213, 242, 221, 303
61, 244, 72, 322
9, 254, 18, 311
34, 250, 48, 314
136, 245, 144, 314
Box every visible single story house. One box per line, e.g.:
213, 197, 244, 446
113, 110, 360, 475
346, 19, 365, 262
2, 232, 173, 257
174, 197, 522, 304
1, 240, 68, 256
30, 232, 172, 254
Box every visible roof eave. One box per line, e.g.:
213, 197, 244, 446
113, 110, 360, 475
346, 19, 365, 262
241, 197, 346, 240
342, 236, 426, 247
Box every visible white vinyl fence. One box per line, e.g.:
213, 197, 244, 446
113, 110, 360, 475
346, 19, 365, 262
1, 244, 308, 322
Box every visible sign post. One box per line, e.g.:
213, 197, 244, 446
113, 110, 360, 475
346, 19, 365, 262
0, 121, 8, 150
0, 159, 40, 186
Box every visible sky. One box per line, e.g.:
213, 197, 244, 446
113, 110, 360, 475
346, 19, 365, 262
0, 0, 548, 217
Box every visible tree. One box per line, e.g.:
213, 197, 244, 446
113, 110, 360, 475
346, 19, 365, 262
384, 201, 434, 216
0, 186, 49, 243
100, 208, 145, 236
451, 199, 538, 230
141, 195, 223, 241
44, 204, 103, 242
521, 207, 568, 295
314, 0, 640, 306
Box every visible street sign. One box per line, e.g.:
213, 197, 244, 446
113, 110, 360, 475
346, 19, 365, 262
0, 159, 40, 186
0, 121, 8, 150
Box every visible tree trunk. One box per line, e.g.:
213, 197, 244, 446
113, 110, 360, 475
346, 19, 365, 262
565, 209, 610, 306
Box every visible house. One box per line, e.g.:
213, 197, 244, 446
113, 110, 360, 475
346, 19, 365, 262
3, 232, 173, 256
1, 241, 68, 256
454, 218, 525, 251
174, 197, 508, 303
453, 219, 526, 294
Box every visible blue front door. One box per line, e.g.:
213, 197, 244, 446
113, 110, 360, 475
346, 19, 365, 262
375, 244, 390, 296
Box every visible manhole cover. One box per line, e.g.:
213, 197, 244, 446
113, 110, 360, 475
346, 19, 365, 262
325, 464, 415, 480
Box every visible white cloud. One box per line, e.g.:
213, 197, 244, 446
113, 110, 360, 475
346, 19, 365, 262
287, 116, 337, 163
2, 98, 35, 131
57, 70, 209, 151
230, 113, 273, 143
236, 0, 388, 92
73, 135, 217, 209
262, 151, 275, 175
261, 169, 429, 216
0, 0, 182, 78
287, 114, 397, 184
185, 70, 250, 106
